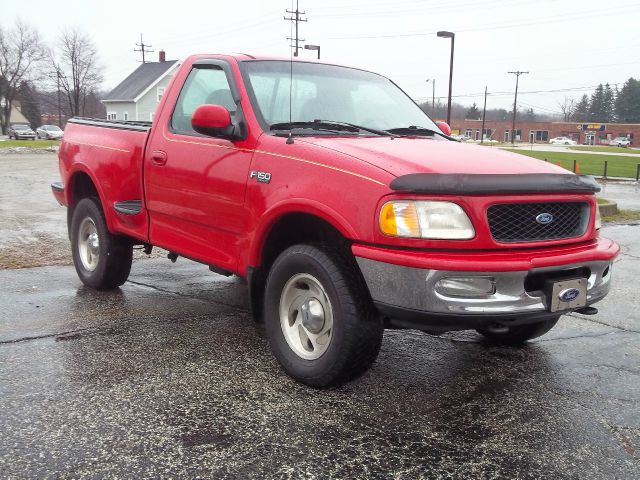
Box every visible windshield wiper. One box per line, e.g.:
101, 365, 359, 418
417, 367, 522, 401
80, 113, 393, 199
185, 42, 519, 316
270, 120, 395, 137
386, 125, 451, 139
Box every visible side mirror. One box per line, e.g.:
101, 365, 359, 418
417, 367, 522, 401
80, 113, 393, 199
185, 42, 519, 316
436, 121, 452, 136
191, 104, 237, 139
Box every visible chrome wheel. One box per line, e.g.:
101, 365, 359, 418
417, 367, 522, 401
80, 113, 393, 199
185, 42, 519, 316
279, 273, 334, 360
78, 217, 100, 271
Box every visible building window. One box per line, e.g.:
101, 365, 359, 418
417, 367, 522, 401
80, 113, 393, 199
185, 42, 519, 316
157, 87, 165, 102
532, 130, 549, 142
483, 128, 492, 139
465, 129, 472, 137
123, 112, 128, 121
107, 112, 117, 120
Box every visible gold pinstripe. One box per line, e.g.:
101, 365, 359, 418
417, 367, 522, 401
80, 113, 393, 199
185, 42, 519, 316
160, 130, 386, 186
68, 141, 131, 153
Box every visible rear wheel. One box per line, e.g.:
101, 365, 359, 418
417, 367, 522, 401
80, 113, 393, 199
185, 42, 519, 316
264, 244, 383, 387
476, 317, 559, 345
70, 197, 133, 289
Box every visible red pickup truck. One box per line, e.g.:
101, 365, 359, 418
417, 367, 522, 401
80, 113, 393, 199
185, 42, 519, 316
52, 54, 618, 387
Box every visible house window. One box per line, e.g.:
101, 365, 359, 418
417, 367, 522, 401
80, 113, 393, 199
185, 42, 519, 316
107, 112, 117, 120
157, 87, 165, 102
123, 112, 128, 121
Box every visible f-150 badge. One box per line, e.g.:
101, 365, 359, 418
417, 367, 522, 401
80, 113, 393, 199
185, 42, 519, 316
250, 171, 272, 184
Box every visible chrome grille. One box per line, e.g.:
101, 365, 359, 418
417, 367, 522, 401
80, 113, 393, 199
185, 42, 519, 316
487, 202, 589, 243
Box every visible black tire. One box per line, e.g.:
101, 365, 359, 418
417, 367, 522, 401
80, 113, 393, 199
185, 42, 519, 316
476, 317, 559, 345
70, 197, 133, 290
264, 244, 383, 388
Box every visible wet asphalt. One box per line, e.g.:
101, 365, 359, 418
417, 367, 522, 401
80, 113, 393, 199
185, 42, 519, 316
0, 224, 638, 479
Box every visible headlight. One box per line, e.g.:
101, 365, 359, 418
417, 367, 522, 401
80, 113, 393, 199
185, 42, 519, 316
595, 204, 602, 230
379, 200, 475, 239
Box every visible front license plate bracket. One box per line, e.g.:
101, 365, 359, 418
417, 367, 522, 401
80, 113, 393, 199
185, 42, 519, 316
544, 277, 587, 313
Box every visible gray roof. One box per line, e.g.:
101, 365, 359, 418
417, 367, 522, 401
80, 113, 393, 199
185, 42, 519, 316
103, 60, 177, 102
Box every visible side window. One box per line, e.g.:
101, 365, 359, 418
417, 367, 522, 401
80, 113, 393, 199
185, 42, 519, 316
171, 66, 236, 134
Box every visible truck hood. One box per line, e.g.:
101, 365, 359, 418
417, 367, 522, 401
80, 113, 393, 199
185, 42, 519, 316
298, 136, 568, 177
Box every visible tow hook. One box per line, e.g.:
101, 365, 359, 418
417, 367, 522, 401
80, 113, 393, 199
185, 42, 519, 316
575, 306, 598, 315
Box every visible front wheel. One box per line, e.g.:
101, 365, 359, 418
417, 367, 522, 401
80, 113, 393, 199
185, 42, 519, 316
264, 244, 383, 387
476, 317, 559, 345
70, 197, 133, 289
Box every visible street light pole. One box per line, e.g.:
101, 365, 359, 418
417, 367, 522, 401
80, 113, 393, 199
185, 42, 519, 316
481, 86, 487, 144
437, 31, 455, 125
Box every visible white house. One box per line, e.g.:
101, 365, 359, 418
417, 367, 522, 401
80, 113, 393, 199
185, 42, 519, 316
102, 51, 179, 122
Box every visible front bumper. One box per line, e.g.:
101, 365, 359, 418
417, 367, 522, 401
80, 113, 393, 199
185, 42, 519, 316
354, 238, 619, 332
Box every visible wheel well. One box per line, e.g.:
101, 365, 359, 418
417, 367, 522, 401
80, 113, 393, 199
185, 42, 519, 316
70, 172, 99, 206
248, 213, 351, 321
261, 213, 348, 272
67, 172, 100, 236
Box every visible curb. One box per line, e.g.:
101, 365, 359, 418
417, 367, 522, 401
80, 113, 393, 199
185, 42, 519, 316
598, 200, 618, 216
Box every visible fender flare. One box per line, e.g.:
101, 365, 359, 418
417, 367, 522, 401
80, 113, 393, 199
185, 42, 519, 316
247, 198, 358, 267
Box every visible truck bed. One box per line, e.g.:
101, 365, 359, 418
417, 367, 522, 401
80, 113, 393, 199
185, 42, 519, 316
59, 117, 153, 243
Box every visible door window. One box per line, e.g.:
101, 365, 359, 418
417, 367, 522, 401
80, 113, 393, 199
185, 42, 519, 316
171, 66, 237, 134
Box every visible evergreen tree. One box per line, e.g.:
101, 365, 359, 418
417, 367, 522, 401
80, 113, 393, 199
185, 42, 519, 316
16, 81, 41, 129
588, 84, 605, 122
615, 78, 640, 123
465, 102, 480, 120
603, 83, 615, 122
573, 94, 590, 122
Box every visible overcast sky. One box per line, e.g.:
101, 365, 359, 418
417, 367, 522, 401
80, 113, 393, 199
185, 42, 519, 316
3, 0, 639, 114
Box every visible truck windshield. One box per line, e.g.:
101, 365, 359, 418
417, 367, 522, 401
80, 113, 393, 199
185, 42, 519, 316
241, 60, 439, 135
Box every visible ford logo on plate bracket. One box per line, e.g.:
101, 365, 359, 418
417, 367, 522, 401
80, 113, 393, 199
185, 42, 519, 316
558, 288, 581, 302
536, 212, 554, 225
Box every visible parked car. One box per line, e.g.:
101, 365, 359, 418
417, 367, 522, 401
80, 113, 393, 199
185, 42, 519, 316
452, 134, 472, 142
610, 137, 631, 147
8, 124, 36, 140
36, 124, 64, 140
549, 136, 576, 145
52, 54, 619, 387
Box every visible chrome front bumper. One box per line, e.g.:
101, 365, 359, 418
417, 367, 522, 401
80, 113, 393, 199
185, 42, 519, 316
356, 257, 612, 326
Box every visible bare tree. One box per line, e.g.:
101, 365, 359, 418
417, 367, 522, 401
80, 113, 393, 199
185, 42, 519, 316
557, 96, 576, 122
50, 28, 103, 118
0, 20, 46, 134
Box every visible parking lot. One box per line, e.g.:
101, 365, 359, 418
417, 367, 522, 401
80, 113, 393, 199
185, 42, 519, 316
1, 152, 639, 478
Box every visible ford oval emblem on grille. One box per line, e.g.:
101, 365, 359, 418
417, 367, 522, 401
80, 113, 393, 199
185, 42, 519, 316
559, 288, 580, 302
536, 212, 554, 224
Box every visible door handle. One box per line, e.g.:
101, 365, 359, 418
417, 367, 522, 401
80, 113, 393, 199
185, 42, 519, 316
151, 150, 167, 166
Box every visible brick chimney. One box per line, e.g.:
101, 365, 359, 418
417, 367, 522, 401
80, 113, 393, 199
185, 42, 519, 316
159, 50, 166, 62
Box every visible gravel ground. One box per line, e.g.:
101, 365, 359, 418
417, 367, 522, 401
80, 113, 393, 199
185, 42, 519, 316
0, 152, 165, 269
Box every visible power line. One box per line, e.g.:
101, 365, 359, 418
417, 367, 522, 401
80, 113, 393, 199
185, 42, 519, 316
134, 34, 154, 63
316, 4, 640, 40
284, 0, 307, 57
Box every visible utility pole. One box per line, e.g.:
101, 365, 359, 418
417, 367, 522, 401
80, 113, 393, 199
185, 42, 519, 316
285, 0, 307, 57
134, 34, 154, 63
56, 68, 62, 128
508, 70, 529, 145
426, 79, 435, 112
481, 86, 488, 144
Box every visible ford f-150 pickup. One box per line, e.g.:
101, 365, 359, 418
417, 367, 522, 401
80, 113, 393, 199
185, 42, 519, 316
51, 54, 619, 387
